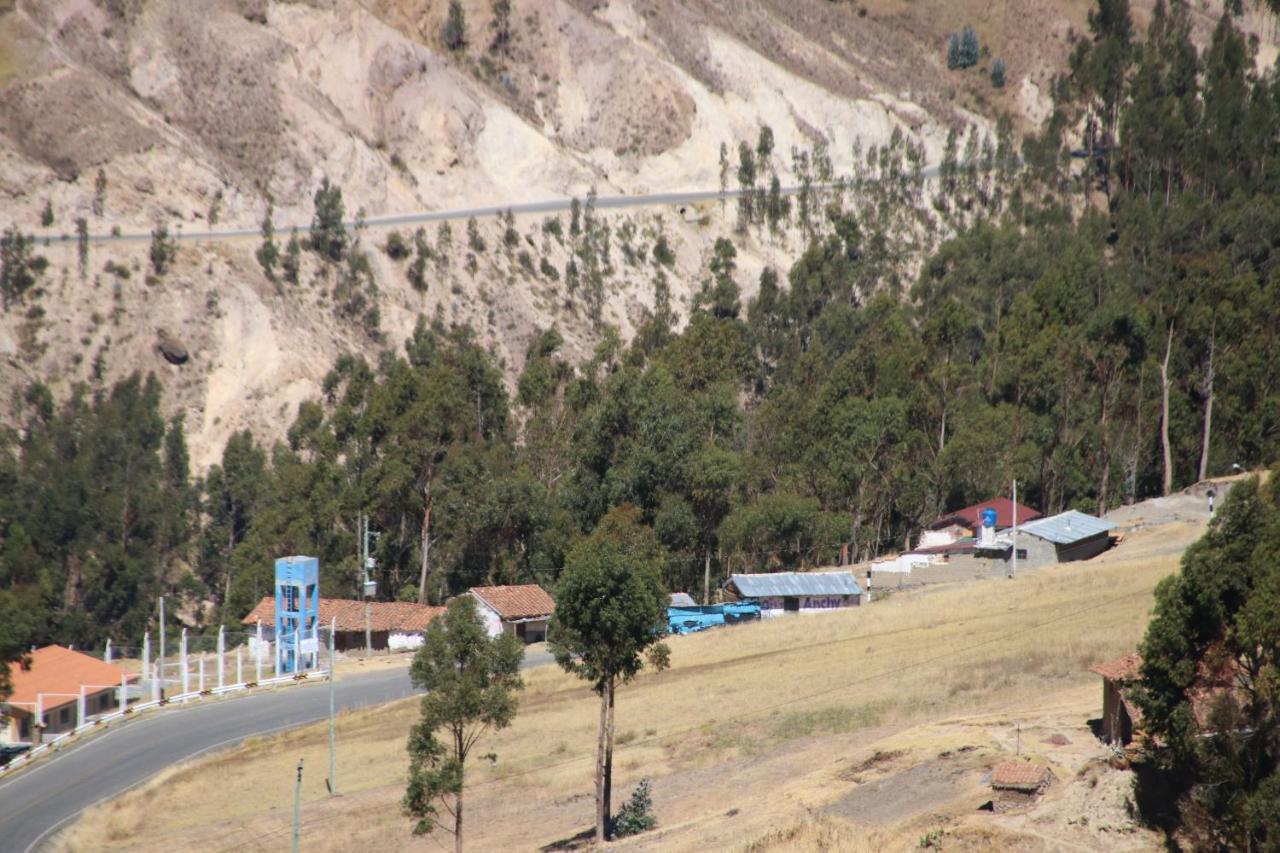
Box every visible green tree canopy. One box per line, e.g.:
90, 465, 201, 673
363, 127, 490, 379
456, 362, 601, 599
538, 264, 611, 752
549, 508, 670, 840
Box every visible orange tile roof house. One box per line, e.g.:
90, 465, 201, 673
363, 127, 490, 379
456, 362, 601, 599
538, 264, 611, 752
242, 597, 445, 653
3, 646, 139, 746
469, 585, 556, 644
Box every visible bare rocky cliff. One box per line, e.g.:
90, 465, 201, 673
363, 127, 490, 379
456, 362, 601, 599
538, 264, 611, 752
12, 0, 1243, 467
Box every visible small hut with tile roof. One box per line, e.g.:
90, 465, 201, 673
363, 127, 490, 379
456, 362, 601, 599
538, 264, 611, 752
468, 585, 556, 643
1090, 653, 1143, 746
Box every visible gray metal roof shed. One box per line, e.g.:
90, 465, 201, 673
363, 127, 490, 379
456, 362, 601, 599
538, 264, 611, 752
1018, 510, 1115, 545
728, 572, 863, 598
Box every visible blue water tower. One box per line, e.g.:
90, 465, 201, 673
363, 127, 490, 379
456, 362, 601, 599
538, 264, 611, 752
979, 507, 998, 546
275, 556, 319, 674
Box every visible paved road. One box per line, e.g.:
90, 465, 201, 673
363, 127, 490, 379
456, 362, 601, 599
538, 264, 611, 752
0, 649, 553, 853
44, 172, 942, 247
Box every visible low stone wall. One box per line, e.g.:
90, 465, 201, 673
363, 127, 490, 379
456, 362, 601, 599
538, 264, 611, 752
870, 554, 1006, 591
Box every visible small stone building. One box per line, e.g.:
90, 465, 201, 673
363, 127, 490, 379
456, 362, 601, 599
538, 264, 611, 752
1090, 653, 1143, 746
1013, 510, 1116, 570
990, 760, 1055, 793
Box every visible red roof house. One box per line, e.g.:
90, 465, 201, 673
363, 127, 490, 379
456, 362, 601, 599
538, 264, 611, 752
931, 498, 1042, 532
241, 597, 444, 652
469, 584, 556, 644
4, 646, 138, 742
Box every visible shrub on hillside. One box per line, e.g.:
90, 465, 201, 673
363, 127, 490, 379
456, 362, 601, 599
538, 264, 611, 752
385, 230, 410, 260
612, 779, 656, 837
991, 57, 1007, 88
947, 26, 979, 70
442, 0, 466, 51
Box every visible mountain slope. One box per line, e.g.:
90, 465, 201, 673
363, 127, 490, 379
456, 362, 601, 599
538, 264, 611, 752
2, 0, 1255, 465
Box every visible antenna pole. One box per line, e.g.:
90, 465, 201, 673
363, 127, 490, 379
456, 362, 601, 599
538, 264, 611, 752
1010, 480, 1018, 578
328, 616, 337, 797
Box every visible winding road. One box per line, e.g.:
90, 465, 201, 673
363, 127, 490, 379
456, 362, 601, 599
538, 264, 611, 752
0, 649, 552, 853
43, 174, 942, 247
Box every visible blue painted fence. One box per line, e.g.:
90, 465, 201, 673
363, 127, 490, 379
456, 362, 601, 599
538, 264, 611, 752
667, 601, 761, 635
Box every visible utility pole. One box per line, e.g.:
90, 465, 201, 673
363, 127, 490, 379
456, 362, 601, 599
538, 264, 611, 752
362, 513, 372, 656
328, 616, 337, 797
1011, 480, 1018, 579
292, 758, 304, 853
158, 596, 166, 699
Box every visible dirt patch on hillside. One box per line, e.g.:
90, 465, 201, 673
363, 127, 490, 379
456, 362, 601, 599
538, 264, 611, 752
0, 68, 157, 178
825, 751, 990, 826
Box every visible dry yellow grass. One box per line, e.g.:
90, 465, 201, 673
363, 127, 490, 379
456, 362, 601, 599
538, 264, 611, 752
60, 518, 1196, 853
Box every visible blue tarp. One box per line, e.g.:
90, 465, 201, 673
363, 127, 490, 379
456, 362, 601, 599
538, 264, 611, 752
667, 601, 761, 635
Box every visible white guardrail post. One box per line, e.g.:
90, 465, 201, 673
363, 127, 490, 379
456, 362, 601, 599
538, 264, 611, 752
217, 626, 225, 690
180, 628, 189, 701
142, 631, 152, 701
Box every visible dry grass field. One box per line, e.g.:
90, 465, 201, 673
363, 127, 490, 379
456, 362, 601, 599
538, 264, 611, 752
60, 513, 1205, 852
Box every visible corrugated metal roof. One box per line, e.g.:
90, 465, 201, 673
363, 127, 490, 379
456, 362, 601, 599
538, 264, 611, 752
669, 592, 698, 607
729, 572, 863, 598
1019, 510, 1115, 545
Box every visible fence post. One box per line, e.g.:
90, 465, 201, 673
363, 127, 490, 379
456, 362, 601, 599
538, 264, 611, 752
217, 626, 225, 690
158, 596, 166, 700
255, 619, 263, 684
78, 686, 86, 729
120, 673, 127, 710
237, 645, 243, 686
328, 616, 337, 796
198, 655, 205, 694
180, 628, 189, 700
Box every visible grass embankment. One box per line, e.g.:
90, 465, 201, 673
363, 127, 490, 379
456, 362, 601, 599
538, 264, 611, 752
61, 520, 1197, 852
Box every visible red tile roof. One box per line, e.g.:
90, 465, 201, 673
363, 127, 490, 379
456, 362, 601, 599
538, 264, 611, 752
990, 760, 1054, 791
372, 601, 446, 633
6, 646, 137, 711
470, 585, 556, 620
241, 597, 444, 633
1090, 653, 1143, 682
932, 498, 1042, 531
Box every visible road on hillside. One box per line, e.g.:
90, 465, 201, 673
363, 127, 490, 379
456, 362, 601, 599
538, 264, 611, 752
45, 170, 943, 247
0, 648, 553, 853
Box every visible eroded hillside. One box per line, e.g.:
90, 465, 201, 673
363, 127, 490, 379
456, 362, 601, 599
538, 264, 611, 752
0, 0, 1260, 465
